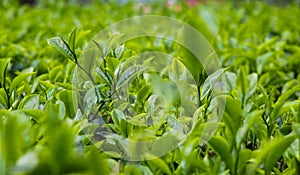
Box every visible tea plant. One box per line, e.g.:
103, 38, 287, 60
1, 0, 300, 175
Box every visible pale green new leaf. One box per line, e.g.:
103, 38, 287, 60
111, 109, 126, 129
264, 135, 296, 174
201, 67, 229, 100
145, 154, 172, 175
271, 86, 298, 121
47, 36, 76, 62
0, 58, 10, 87
208, 136, 234, 172
10, 72, 36, 93
116, 65, 146, 90
69, 27, 77, 53
18, 94, 39, 110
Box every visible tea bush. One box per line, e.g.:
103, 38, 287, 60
1, 0, 300, 174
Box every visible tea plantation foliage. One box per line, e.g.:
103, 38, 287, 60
1, 0, 300, 174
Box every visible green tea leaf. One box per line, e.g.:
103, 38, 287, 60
113, 44, 125, 59
244, 73, 258, 104
223, 96, 242, 141
69, 27, 77, 53
116, 65, 146, 90
18, 94, 39, 110
256, 52, 273, 74
95, 67, 113, 86
0, 88, 8, 109
169, 58, 185, 82
47, 36, 76, 62
208, 136, 234, 172
58, 90, 76, 118
111, 109, 126, 129
137, 85, 152, 103
201, 67, 229, 100
237, 149, 252, 173
264, 135, 296, 174
10, 72, 36, 93
271, 86, 298, 121
44, 100, 66, 121
236, 66, 248, 105
145, 154, 172, 175
0, 58, 10, 87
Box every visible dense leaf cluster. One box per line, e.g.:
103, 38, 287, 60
1, 1, 300, 175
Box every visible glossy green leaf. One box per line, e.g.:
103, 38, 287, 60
58, 90, 76, 118
111, 109, 126, 129
271, 86, 298, 121
264, 135, 296, 174
208, 136, 234, 172
95, 67, 113, 86
44, 100, 66, 121
0, 88, 8, 109
116, 65, 146, 90
47, 36, 76, 62
145, 154, 172, 175
10, 72, 36, 93
137, 85, 152, 103
223, 96, 242, 141
0, 58, 10, 87
236, 66, 248, 104
201, 67, 229, 100
49, 65, 63, 83
18, 94, 39, 110
237, 149, 252, 173
244, 73, 258, 104
169, 58, 185, 82
113, 44, 125, 59
69, 27, 77, 53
